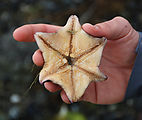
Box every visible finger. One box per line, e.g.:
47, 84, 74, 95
60, 90, 71, 104
82, 17, 132, 40
44, 82, 61, 92
79, 82, 97, 104
13, 24, 61, 42
32, 49, 44, 66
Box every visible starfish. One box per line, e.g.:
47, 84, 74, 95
34, 15, 107, 102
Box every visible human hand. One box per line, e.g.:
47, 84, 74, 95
13, 17, 139, 104
81, 17, 139, 104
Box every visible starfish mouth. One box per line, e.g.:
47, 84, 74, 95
65, 56, 74, 66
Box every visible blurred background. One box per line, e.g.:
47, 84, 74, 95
0, 0, 142, 120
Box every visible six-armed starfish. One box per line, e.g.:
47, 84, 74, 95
34, 15, 107, 102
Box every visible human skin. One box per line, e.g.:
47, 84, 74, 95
13, 17, 139, 104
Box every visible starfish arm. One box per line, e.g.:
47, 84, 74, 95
40, 65, 74, 102
71, 29, 106, 58
74, 39, 107, 80
72, 66, 95, 101
34, 33, 67, 83
34, 15, 81, 57
34, 32, 71, 56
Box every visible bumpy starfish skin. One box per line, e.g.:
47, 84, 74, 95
34, 15, 107, 102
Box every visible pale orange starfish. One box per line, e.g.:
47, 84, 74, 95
34, 15, 107, 102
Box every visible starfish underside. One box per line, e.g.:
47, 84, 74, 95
34, 15, 107, 102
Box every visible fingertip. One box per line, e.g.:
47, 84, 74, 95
13, 25, 33, 42
60, 90, 71, 104
13, 28, 18, 41
82, 23, 94, 32
44, 82, 61, 92
32, 49, 44, 66
82, 23, 104, 37
13, 27, 22, 41
82, 23, 93, 27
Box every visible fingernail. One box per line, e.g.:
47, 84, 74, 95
43, 80, 51, 85
94, 25, 99, 30
69, 100, 73, 104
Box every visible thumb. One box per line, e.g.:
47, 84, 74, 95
82, 17, 133, 40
